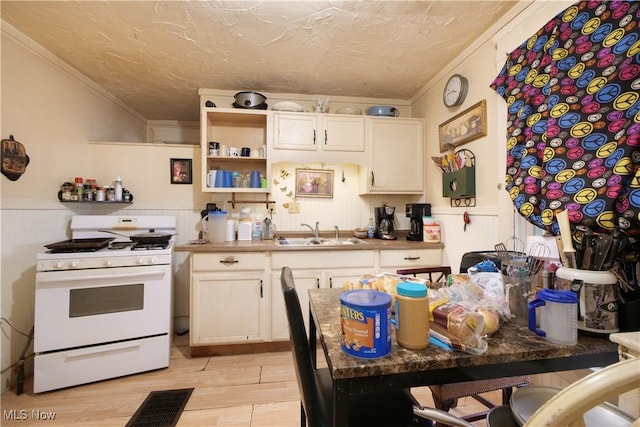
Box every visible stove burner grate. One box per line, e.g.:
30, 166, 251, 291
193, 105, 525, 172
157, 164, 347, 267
108, 241, 134, 250
131, 242, 169, 251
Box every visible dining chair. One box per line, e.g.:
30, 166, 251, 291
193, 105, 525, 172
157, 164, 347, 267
281, 266, 465, 427
396, 266, 529, 426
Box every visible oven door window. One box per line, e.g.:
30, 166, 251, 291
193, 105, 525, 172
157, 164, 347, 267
69, 283, 143, 318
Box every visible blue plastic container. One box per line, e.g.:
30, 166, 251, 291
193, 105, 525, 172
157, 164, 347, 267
340, 290, 391, 358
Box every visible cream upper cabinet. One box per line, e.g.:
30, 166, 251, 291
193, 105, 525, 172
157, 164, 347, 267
200, 107, 272, 193
359, 117, 424, 194
272, 112, 366, 163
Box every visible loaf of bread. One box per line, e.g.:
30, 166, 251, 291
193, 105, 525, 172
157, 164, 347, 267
343, 273, 413, 310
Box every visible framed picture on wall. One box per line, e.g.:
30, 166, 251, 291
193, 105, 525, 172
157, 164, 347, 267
170, 158, 192, 184
439, 100, 487, 152
295, 168, 333, 198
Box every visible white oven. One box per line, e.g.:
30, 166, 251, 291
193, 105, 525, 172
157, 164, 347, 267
33, 215, 175, 393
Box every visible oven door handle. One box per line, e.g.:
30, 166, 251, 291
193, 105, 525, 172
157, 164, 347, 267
37, 270, 167, 284
65, 341, 142, 360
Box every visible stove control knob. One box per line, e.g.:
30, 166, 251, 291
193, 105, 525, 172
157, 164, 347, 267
103, 259, 113, 267
148, 257, 156, 265
54, 261, 65, 269
136, 257, 145, 265
70, 260, 80, 268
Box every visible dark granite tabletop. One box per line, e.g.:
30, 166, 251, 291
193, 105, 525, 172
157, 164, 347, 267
309, 288, 619, 384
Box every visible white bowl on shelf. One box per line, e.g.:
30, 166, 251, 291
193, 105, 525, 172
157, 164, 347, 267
335, 107, 363, 115
272, 102, 304, 112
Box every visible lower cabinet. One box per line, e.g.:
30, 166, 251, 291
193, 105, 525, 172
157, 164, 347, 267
189, 247, 442, 349
270, 269, 322, 341
190, 253, 268, 346
378, 249, 442, 273
271, 250, 375, 341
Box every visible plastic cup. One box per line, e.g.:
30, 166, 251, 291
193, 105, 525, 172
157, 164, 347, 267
223, 171, 232, 188
250, 170, 261, 188
214, 169, 225, 187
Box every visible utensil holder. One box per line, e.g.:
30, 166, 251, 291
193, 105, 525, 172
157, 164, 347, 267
442, 166, 475, 198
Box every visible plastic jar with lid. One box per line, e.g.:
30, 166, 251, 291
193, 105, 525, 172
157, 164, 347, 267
395, 281, 429, 350
206, 211, 227, 243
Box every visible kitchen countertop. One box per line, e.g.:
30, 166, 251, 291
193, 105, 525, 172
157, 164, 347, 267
174, 230, 444, 253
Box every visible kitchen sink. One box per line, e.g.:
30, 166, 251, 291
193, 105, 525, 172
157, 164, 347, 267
274, 237, 368, 246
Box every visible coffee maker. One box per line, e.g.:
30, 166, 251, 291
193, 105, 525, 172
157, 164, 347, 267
375, 205, 397, 240
406, 203, 431, 241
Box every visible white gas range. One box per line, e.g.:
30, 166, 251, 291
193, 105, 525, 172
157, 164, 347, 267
34, 215, 176, 393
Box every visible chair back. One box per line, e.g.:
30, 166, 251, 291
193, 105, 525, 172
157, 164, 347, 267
280, 266, 327, 426
396, 266, 451, 286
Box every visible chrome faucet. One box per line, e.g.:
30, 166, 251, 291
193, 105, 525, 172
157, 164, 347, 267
334, 225, 340, 239
301, 222, 320, 240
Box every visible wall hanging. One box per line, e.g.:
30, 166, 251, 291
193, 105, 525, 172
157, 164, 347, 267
170, 158, 192, 184
490, 0, 640, 237
1, 135, 30, 181
438, 100, 487, 152
295, 168, 333, 198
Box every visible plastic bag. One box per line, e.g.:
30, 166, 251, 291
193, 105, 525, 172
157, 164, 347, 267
429, 298, 488, 354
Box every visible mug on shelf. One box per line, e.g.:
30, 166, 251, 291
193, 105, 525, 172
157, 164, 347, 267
241, 147, 251, 157
229, 147, 239, 157
207, 170, 217, 187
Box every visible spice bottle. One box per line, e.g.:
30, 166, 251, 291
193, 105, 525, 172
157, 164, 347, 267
395, 281, 429, 350
114, 177, 123, 202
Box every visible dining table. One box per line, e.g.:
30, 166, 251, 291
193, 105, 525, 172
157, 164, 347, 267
308, 288, 619, 427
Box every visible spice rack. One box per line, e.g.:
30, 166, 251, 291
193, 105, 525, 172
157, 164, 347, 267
441, 149, 476, 207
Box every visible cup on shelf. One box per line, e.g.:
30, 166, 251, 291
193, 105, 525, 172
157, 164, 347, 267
250, 150, 259, 158
229, 147, 239, 157
223, 170, 232, 187
214, 169, 225, 187
250, 170, 261, 188
259, 145, 266, 157
241, 147, 251, 157
219, 144, 229, 156
208, 141, 220, 156
207, 170, 217, 187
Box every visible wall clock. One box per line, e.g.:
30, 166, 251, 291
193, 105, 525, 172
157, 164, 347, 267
443, 74, 469, 107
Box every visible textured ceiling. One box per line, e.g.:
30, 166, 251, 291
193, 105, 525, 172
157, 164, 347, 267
1, 1, 519, 121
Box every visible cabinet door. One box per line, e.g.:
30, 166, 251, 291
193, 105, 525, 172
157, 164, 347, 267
274, 113, 318, 150
363, 118, 424, 193
191, 271, 266, 345
325, 269, 367, 289
271, 270, 321, 341
322, 115, 365, 152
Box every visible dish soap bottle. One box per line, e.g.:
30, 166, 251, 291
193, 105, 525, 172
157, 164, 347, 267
367, 217, 375, 239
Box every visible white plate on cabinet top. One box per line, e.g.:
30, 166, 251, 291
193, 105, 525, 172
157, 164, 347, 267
272, 102, 304, 112
335, 107, 363, 115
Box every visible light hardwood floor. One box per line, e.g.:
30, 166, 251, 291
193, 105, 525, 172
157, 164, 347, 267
1, 334, 499, 426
